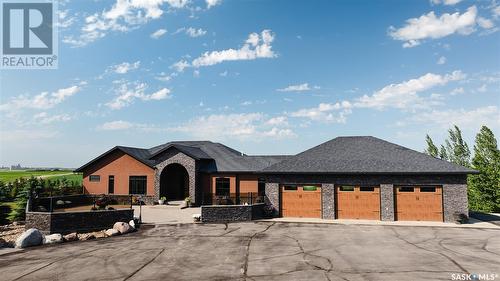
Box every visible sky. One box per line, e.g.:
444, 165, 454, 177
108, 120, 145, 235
0, 0, 499, 168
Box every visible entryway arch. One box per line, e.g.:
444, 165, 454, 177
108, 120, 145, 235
159, 163, 190, 200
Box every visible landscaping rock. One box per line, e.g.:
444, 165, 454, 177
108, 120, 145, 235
180, 201, 188, 209
78, 233, 96, 241
63, 232, 79, 242
43, 234, 63, 244
128, 220, 135, 230
113, 222, 131, 234
105, 229, 120, 237
93, 231, 106, 239
56, 200, 65, 205
0, 238, 7, 248
15, 228, 43, 248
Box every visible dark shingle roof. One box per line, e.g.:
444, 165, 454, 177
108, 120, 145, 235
262, 136, 477, 174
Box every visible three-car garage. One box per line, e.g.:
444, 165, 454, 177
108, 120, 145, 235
280, 184, 444, 222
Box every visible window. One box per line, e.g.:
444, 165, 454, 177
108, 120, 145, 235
258, 178, 266, 196
215, 178, 230, 196
420, 186, 436, 192
89, 175, 100, 182
129, 176, 147, 195
360, 186, 375, 192
108, 175, 115, 194
339, 186, 355, 192
399, 186, 414, 192
303, 185, 317, 191
283, 185, 298, 191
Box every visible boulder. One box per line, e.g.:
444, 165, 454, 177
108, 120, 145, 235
113, 222, 131, 234
128, 220, 136, 230
15, 228, 43, 248
56, 200, 65, 205
105, 229, 120, 237
43, 234, 63, 244
63, 232, 78, 242
0, 238, 7, 248
78, 233, 96, 241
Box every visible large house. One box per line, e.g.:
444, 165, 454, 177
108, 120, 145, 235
75, 136, 476, 222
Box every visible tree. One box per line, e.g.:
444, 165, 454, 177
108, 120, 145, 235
439, 145, 448, 160
425, 135, 439, 157
468, 126, 500, 212
445, 125, 471, 167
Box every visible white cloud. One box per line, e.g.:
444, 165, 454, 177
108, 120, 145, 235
151, 28, 167, 39
171, 60, 190, 72
190, 30, 277, 68
171, 113, 295, 140
437, 56, 446, 65
0, 85, 81, 111
266, 116, 288, 126
430, 0, 463, 5
63, 0, 190, 47
219, 70, 228, 77
389, 6, 477, 48
111, 61, 141, 74
98, 120, 134, 130
206, 0, 222, 9
291, 102, 353, 123
477, 84, 487, 92
155, 72, 175, 81
277, 83, 319, 92
33, 112, 72, 124
355, 71, 465, 109
450, 87, 464, 95
410, 106, 500, 129
106, 82, 171, 109
477, 17, 495, 29
186, 27, 207, 37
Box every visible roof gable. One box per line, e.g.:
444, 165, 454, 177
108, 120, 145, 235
74, 146, 154, 172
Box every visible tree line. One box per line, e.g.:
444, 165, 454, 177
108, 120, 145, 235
424, 125, 500, 213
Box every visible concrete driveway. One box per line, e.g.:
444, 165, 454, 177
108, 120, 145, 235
1, 222, 499, 281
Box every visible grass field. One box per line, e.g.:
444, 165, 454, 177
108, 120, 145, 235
0, 170, 83, 185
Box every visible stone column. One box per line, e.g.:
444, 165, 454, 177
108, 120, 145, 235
321, 183, 335, 219
443, 184, 468, 222
380, 184, 395, 221
265, 182, 279, 216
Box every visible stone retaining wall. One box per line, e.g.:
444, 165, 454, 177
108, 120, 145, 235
201, 203, 266, 223
25, 209, 134, 234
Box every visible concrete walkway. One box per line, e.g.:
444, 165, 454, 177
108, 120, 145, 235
262, 217, 500, 229
133, 205, 200, 224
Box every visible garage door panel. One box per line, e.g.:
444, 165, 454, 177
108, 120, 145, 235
336, 186, 380, 220
282, 186, 321, 218
395, 186, 443, 222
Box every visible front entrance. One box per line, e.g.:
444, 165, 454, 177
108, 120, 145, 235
160, 164, 190, 201
281, 185, 321, 218
335, 185, 380, 220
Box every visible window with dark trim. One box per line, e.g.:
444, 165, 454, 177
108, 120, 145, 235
339, 186, 355, 192
283, 185, 297, 191
399, 186, 414, 192
89, 175, 100, 182
360, 186, 375, 192
129, 176, 147, 195
215, 178, 230, 196
420, 186, 436, 192
108, 175, 115, 194
258, 178, 266, 196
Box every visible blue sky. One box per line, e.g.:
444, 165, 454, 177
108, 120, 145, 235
1, 0, 499, 168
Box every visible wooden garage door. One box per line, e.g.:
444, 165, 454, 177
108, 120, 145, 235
395, 186, 443, 221
281, 185, 321, 218
336, 186, 380, 220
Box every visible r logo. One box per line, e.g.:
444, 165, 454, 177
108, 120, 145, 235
2, 2, 53, 54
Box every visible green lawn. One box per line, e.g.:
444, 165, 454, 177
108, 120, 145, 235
0, 170, 82, 185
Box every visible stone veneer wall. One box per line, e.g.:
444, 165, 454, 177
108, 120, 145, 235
201, 203, 265, 223
264, 174, 467, 222
321, 184, 335, 219
25, 209, 134, 234
153, 150, 197, 204
380, 184, 394, 221
443, 184, 468, 222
